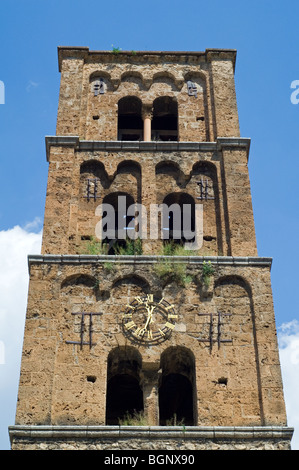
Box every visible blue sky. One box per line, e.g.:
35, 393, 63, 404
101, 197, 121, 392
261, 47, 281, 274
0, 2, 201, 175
0, 0, 298, 450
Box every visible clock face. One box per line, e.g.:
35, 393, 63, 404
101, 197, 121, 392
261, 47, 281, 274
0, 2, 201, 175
122, 294, 177, 345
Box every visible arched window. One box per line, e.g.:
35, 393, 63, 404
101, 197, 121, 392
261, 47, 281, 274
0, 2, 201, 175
101, 192, 135, 254
152, 97, 178, 141
162, 192, 196, 245
106, 347, 143, 424
159, 347, 196, 425
118, 96, 143, 141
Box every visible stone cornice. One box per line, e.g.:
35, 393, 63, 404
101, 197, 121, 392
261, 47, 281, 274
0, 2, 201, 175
9, 424, 293, 442
45, 136, 251, 162
27, 255, 272, 273
57, 47, 237, 72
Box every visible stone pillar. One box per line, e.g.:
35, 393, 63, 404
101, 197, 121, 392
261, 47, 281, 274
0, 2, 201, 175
56, 57, 85, 136
218, 138, 258, 257
140, 366, 160, 426
142, 104, 153, 142
42, 138, 79, 255
206, 50, 240, 139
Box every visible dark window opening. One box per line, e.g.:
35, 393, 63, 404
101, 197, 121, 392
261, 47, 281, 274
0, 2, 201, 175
106, 374, 143, 424
152, 97, 178, 141
106, 347, 143, 425
162, 193, 195, 245
159, 347, 196, 426
118, 96, 143, 141
101, 192, 135, 254
159, 373, 194, 426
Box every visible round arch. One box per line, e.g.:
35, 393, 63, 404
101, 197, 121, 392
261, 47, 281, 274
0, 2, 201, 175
152, 96, 178, 141
162, 192, 196, 245
159, 346, 196, 425
111, 273, 150, 292
106, 346, 143, 424
118, 96, 143, 141
61, 273, 97, 290
214, 274, 252, 297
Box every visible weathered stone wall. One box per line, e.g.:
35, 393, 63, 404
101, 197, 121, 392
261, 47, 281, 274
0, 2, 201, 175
56, 48, 239, 142
11, 48, 292, 451
42, 139, 257, 258
14, 256, 287, 429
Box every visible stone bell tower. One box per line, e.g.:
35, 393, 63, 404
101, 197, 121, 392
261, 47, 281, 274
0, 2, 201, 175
9, 47, 293, 450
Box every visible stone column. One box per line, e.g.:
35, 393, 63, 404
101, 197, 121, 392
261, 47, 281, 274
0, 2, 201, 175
142, 104, 153, 142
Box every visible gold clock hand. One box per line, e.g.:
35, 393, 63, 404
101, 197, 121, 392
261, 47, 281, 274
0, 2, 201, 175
144, 304, 155, 329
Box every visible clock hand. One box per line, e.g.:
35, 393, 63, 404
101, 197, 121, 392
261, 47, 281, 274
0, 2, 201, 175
144, 304, 155, 329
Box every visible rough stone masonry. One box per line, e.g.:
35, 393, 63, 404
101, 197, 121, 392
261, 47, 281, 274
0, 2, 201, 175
9, 48, 293, 450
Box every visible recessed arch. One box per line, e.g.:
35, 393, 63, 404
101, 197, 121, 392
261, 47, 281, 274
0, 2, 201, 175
155, 160, 181, 173
214, 274, 252, 297
80, 160, 111, 203
118, 96, 143, 141
101, 191, 136, 254
111, 273, 150, 292
61, 273, 97, 290
89, 70, 112, 82
156, 160, 187, 189
106, 346, 143, 424
120, 71, 144, 85
116, 159, 142, 175
152, 72, 179, 91
191, 160, 217, 178
159, 346, 196, 425
89, 71, 112, 95
152, 71, 177, 82
115, 160, 141, 191
152, 96, 178, 141
162, 192, 196, 245
183, 70, 207, 85
80, 159, 110, 180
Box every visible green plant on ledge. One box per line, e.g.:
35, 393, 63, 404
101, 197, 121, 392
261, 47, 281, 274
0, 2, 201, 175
111, 45, 122, 54
80, 236, 109, 255
114, 237, 143, 256
202, 260, 215, 287
154, 241, 197, 287
118, 411, 148, 426
81, 236, 142, 256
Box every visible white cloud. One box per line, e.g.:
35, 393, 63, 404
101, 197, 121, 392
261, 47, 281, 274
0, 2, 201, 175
0, 223, 42, 450
23, 216, 43, 232
278, 320, 299, 450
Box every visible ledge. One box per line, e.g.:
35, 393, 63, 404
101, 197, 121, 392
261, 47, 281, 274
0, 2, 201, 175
9, 425, 293, 442
27, 255, 273, 272
45, 136, 251, 162
57, 47, 237, 72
